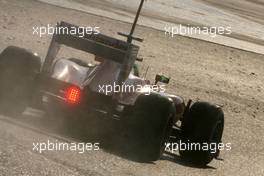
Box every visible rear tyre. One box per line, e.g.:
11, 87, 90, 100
127, 93, 175, 161
179, 102, 224, 165
0, 46, 41, 116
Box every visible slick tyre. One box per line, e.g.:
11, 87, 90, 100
128, 93, 175, 161
180, 102, 224, 165
0, 46, 41, 116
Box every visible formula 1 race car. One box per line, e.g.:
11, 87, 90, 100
0, 0, 224, 165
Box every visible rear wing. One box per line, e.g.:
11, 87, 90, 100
42, 21, 140, 74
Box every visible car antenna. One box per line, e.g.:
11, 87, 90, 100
117, 0, 145, 44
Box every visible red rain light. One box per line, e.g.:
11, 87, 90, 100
65, 86, 81, 104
